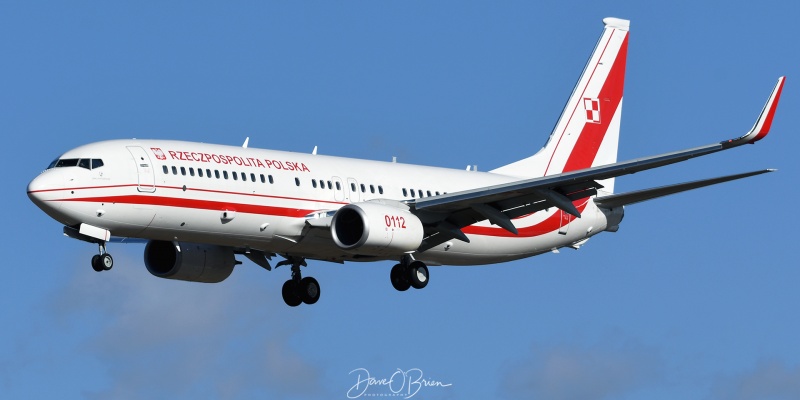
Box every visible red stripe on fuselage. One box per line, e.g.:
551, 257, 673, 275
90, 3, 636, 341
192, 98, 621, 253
53, 193, 591, 239
36, 182, 346, 207
462, 201, 589, 238
27, 184, 139, 194
56, 195, 315, 218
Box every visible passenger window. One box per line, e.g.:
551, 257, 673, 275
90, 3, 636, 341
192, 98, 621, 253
378, 186, 384, 195
360, 184, 366, 193
403, 188, 408, 197
370, 185, 375, 194
327, 181, 332, 189
180, 167, 186, 176
295, 178, 300, 186
418, 190, 423, 198
410, 189, 415, 197
312, 179, 317, 188
435, 191, 440, 196
350, 183, 356, 192
269, 175, 274, 184
260, 174, 265, 183
223, 171, 228, 179
91, 159, 104, 169
215, 170, 220, 179
427, 190, 432, 197
189, 168, 195, 177
241, 172, 246, 181
207, 169, 212, 178
78, 159, 90, 169
335, 182, 341, 190
232, 172, 238, 181
198, 169, 204, 177
172, 166, 178, 175
250, 173, 256, 182
162, 166, 168, 174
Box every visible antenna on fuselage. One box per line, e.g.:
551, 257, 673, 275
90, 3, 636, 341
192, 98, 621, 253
312, 146, 318, 155
242, 137, 250, 148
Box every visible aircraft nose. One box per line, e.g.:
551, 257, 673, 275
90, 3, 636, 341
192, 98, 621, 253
27, 169, 63, 211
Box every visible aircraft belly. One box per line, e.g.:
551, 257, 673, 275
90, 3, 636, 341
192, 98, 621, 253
142, 205, 285, 247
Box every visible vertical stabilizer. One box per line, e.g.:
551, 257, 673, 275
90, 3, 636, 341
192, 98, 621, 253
492, 17, 629, 195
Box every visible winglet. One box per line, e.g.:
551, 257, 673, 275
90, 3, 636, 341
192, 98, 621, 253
725, 76, 785, 147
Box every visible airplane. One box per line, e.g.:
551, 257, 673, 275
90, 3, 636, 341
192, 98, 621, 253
27, 17, 785, 307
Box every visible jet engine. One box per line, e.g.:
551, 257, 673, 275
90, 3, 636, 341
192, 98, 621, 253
144, 240, 236, 283
331, 201, 424, 256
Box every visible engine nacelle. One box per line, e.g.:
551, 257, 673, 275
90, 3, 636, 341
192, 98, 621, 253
331, 201, 424, 256
144, 240, 236, 283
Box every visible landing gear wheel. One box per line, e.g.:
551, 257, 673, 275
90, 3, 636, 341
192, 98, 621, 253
299, 277, 321, 305
91, 255, 103, 272
408, 261, 429, 289
282, 280, 302, 307
391, 263, 411, 291
100, 254, 113, 271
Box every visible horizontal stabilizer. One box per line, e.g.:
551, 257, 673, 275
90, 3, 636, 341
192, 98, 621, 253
594, 169, 774, 209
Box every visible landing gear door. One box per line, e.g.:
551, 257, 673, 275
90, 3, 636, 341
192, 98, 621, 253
127, 146, 156, 193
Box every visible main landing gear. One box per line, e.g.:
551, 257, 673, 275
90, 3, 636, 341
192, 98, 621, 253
277, 257, 320, 307
91, 242, 113, 272
390, 256, 429, 292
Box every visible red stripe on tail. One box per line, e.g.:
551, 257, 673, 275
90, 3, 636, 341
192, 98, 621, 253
562, 34, 628, 172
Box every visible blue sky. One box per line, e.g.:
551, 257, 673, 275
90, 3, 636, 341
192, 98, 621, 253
3, 1, 798, 399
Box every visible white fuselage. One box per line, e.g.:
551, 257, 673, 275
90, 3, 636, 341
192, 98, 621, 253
28, 139, 611, 266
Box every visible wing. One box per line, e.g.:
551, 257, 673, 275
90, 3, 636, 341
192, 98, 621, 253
412, 76, 785, 251
593, 169, 774, 209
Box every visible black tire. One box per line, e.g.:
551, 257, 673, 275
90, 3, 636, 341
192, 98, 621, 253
282, 280, 302, 307
408, 261, 429, 289
300, 277, 321, 305
91, 255, 103, 272
390, 264, 411, 291
100, 254, 113, 271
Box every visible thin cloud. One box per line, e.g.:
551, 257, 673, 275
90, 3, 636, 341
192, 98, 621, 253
46, 251, 323, 399
710, 360, 800, 400
499, 338, 663, 400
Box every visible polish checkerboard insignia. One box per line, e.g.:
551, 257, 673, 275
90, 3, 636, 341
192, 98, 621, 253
583, 98, 601, 124
151, 148, 167, 160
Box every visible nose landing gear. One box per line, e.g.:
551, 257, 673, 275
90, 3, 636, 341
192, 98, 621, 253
91, 242, 113, 272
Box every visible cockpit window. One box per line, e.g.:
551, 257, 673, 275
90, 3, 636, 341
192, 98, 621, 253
54, 158, 79, 168
47, 158, 104, 170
